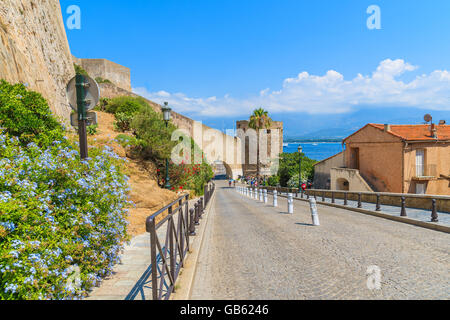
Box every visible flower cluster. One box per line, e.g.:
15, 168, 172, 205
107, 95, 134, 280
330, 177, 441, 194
0, 134, 131, 300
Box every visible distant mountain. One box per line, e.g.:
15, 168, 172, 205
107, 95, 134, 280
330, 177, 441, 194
285, 127, 356, 141
194, 106, 450, 140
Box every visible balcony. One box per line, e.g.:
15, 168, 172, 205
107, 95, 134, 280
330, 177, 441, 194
412, 164, 438, 181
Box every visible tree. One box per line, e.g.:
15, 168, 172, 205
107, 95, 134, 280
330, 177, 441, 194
248, 108, 272, 183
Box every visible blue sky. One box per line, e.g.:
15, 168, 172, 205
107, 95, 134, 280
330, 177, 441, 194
61, 0, 450, 137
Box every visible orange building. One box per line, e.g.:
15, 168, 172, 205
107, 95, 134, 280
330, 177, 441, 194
331, 123, 450, 195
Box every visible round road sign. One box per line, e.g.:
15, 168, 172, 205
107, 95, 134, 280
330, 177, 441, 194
66, 75, 100, 111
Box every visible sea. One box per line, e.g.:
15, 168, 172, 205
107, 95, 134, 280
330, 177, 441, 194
283, 142, 343, 162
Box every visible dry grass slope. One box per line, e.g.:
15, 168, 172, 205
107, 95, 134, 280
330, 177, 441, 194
68, 111, 184, 236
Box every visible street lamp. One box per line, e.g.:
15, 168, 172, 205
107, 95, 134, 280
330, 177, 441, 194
298, 145, 303, 189
162, 102, 172, 189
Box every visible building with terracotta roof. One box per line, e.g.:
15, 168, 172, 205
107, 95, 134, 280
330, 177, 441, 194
320, 122, 450, 195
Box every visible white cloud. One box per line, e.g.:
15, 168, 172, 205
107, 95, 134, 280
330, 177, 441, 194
133, 59, 450, 118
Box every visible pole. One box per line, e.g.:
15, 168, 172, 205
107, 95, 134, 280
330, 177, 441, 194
309, 198, 320, 226
298, 153, 302, 190
164, 121, 171, 189
75, 74, 88, 159
288, 193, 294, 214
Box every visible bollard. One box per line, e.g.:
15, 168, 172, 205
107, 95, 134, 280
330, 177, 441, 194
288, 193, 294, 214
263, 189, 268, 204
331, 192, 335, 204
301, 189, 304, 199
194, 203, 200, 225
254, 188, 258, 200
400, 197, 407, 217
431, 199, 439, 222
358, 193, 362, 208
273, 190, 278, 207
200, 197, 204, 218
322, 191, 325, 202
344, 193, 348, 206
309, 198, 320, 226
376, 194, 381, 211
259, 188, 263, 202
189, 208, 196, 236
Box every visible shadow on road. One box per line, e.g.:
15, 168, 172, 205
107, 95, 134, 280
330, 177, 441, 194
295, 222, 314, 227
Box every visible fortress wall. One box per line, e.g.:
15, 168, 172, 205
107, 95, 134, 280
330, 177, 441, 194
99, 82, 243, 177
73, 57, 132, 91
0, 0, 74, 120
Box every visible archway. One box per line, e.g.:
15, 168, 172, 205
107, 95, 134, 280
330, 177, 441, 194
336, 178, 350, 191
212, 161, 234, 180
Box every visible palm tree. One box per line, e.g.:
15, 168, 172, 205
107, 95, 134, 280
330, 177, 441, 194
249, 108, 272, 184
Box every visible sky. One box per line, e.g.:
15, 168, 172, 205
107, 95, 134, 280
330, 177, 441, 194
61, 0, 450, 137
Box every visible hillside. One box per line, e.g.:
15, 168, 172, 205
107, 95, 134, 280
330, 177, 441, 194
68, 111, 181, 236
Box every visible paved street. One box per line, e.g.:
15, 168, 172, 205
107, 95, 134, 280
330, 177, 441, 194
191, 181, 450, 300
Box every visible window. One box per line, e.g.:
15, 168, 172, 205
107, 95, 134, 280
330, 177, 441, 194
416, 149, 425, 177
416, 183, 426, 194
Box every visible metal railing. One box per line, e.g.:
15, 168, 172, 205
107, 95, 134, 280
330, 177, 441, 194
252, 186, 449, 222
145, 182, 215, 300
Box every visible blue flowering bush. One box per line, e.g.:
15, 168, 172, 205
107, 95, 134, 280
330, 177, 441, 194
0, 134, 131, 300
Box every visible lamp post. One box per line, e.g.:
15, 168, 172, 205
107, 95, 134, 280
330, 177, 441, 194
298, 145, 303, 189
162, 102, 172, 190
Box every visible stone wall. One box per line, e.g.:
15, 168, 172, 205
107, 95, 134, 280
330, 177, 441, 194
236, 120, 284, 177
73, 56, 131, 91
313, 151, 344, 189
99, 82, 244, 178
0, 0, 74, 120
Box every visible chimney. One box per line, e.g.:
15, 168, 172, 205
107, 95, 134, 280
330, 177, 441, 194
384, 124, 391, 132
431, 123, 438, 139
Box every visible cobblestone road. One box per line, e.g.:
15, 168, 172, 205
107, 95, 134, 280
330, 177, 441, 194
190, 182, 450, 300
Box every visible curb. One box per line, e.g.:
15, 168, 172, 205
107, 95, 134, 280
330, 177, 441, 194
276, 194, 450, 234
170, 189, 217, 300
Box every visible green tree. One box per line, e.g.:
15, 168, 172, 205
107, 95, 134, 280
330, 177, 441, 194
248, 108, 272, 183
277, 152, 317, 187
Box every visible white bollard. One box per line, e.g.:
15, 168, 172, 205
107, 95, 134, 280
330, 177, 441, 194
288, 193, 294, 214
259, 189, 263, 202
254, 188, 258, 199
273, 190, 278, 207
264, 189, 268, 204
309, 198, 320, 226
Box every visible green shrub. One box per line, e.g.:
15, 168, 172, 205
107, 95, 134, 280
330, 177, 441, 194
0, 80, 65, 148
130, 107, 177, 160
94, 98, 110, 112
267, 175, 280, 187
94, 77, 112, 84
87, 124, 98, 136
0, 135, 131, 300
104, 96, 148, 116
73, 64, 88, 76
276, 152, 317, 187
114, 113, 134, 132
